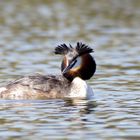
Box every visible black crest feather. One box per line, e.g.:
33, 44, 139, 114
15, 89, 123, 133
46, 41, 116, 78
54, 44, 72, 54
76, 42, 93, 56
54, 42, 93, 55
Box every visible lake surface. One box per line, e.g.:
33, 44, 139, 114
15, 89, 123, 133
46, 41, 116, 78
0, 0, 140, 139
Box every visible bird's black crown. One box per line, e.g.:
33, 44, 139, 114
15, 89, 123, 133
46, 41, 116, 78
54, 42, 93, 55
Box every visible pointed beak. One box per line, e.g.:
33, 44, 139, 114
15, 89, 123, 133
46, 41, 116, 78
62, 59, 77, 74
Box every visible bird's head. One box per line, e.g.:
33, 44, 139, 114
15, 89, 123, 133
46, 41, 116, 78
54, 42, 96, 81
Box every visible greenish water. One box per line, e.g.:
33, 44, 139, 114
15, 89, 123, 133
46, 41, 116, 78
0, 0, 140, 139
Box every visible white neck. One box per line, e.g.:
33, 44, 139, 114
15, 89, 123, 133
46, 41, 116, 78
68, 77, 94, 99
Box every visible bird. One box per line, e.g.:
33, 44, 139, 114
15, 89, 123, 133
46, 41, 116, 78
0, 42, 96, 99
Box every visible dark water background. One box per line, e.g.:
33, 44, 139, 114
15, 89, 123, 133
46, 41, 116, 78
0, 0, 140, 139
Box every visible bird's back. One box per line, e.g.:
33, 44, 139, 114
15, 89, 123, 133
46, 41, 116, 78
0, 73, 71, 99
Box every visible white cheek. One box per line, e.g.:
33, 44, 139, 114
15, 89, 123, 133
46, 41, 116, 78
66, 59, 69, 66
73, 57, 82, 69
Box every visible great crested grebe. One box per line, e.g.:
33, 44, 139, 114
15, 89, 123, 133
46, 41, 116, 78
0, 42, 96, 99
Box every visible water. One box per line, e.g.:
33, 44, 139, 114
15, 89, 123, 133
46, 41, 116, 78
0, 0, 140, 139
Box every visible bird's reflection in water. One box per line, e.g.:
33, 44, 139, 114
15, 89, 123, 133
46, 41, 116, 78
64, 98, 98, 114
